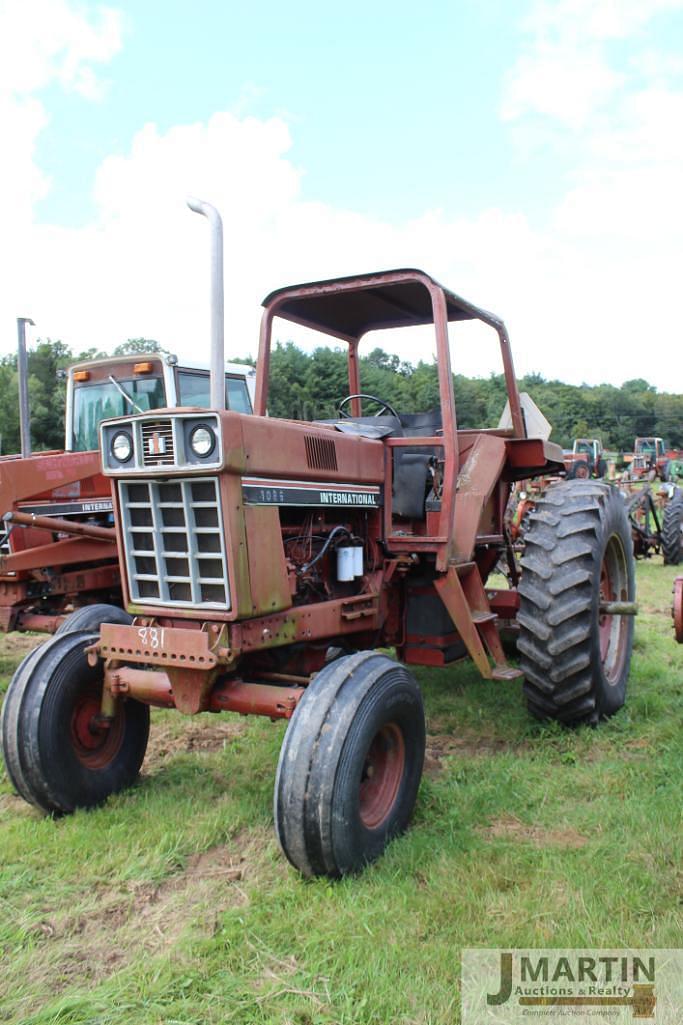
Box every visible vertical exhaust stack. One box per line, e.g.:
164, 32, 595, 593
17, 317, 34, 458
186, 197, 225, 411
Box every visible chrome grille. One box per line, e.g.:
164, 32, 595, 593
141, 419, 175, 467
119, 477, 230, 609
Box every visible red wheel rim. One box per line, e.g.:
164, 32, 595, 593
359, 722, 405, 829
598, 534, 629, 684
70, 684, 124, 769
576, 465, 590, 479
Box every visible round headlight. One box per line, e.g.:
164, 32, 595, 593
111, 431, 132, 463
190, 425, 215, 458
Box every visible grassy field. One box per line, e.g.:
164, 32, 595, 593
1, 561, 681, 1025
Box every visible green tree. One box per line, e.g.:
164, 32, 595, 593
113, 338, 167, 356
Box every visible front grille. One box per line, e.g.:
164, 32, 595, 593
141, 420, 175, 467
119, 477, 230, 609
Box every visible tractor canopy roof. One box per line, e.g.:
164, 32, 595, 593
262, 268, 504, 342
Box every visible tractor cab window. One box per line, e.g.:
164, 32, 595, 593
575, 441, 593, 455
226, 375, 252, 413
176, 370, 252, 413
72, 376, 165, 451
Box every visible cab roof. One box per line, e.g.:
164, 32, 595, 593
68, 354, 255, 375
262, 268, 504, 342
69, 353, 167, 372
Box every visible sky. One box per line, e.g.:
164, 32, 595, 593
1, 0, 683, 388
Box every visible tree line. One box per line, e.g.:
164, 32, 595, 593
259, 343, 683, 452
0, 337, 681, 454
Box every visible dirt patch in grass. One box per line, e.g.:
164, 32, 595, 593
0, 792, 38, 819
143, 717, 248, 770
481, 814, 589, 849
424, 730, 519, 776
1, 632, 44, 656
21, 828, 273, 1014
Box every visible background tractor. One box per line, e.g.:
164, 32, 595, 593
628, 437, 672, 481
0, 351, 255, 632
1, 201, 637, 879
564, 438, 606, 479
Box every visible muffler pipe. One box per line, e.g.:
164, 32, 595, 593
17, 317, 34, 458
186, 197, 225, 410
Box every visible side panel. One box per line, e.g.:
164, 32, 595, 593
244, 505, 291, 616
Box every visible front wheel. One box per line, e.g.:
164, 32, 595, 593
55, 603, 132, 635
1, 630, 149, 813
274, 651, 425, 877
518, 481, 635, 725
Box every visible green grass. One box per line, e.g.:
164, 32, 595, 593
1, 561, 682, 1024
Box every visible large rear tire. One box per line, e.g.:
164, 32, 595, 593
662, 490, 683, 566
274, 651, 425, 877
518, 481, 635, 725
1, 630, 149, 813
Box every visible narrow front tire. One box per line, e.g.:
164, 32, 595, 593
274, 651, 425, 877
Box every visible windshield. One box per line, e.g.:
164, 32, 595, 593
72, 376, 166, 451
177, 370, 253, 413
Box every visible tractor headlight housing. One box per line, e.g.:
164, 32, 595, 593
189, 424, 216, 459
111, 430, 133, 464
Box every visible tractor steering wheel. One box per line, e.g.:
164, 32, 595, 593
337, 393, 400, 420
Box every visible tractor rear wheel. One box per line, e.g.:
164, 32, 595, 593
55, 603, 132, 635
1, 630, 149, 813
662, 490, 683, 565
274, 651, 425, 877
518, 480, 635, 725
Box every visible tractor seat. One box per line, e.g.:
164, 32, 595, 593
393, 412, 442, 519
398, 411, 442, 437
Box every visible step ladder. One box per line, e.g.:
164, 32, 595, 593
434, 561, 523, 682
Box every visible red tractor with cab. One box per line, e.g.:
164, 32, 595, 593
564, 438, 606, 480
0, 351, 255, 633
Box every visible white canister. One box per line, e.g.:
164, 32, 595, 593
353, 545, 364, 577
337, 546, 355, 582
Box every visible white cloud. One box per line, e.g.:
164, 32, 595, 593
504, 0, 683, 126
0, 0, 122, 97
502, 47, 622, 127
0, 0, 123, 239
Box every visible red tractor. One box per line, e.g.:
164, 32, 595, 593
2, 207, 637, 877
629, 437, 671, 480
0, 352, 255, 632
564, 438, 606, 480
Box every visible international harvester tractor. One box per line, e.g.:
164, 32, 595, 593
2, 202, 637, 877
564, 439, 606, 480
